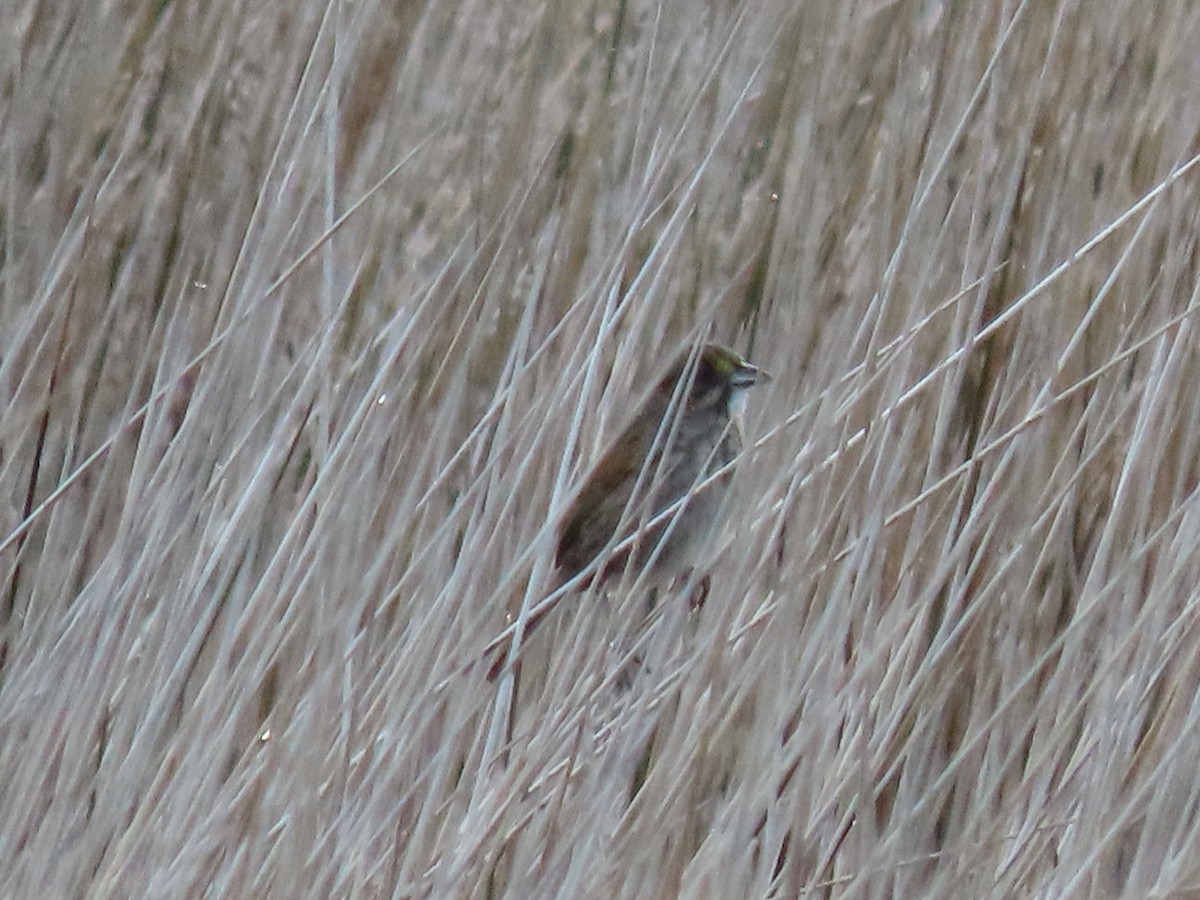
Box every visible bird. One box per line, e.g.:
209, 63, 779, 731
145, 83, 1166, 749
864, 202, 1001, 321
486, 342, 768, 681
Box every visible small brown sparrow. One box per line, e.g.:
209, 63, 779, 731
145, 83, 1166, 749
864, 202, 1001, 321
487, 342, 767, 680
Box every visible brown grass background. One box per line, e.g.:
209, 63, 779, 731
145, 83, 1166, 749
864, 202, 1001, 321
4, 0, 1200, 896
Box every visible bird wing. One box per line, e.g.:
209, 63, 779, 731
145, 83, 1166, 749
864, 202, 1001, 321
554, 416, 653, 579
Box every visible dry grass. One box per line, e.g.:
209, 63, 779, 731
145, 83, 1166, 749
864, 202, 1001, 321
4, 0, 1200, 896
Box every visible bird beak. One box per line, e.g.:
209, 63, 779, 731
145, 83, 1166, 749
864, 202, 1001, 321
732, 361, 769, 389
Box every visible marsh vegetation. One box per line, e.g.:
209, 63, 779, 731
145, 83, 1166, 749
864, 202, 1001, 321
3, 1, 1200, 896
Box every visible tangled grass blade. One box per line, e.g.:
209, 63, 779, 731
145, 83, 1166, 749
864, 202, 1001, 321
4, 1, 1200, 897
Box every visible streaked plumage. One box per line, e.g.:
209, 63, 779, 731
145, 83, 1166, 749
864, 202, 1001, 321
555, 343, 765, 586
486, 342, 766, 681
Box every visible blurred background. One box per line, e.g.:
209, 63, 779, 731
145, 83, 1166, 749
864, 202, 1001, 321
3, 0, 1200, 896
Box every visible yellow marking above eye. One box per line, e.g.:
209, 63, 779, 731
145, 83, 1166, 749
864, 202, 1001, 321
704, 346, 745, 375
